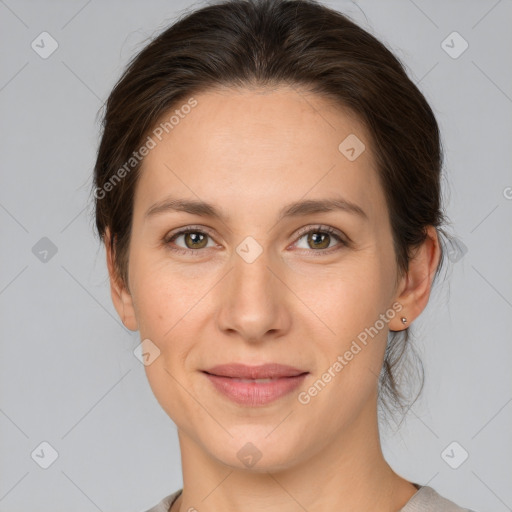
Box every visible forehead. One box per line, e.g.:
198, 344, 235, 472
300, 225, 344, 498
135, 86, 385, 224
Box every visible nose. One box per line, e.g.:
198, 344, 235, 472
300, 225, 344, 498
216, 244, 291, 343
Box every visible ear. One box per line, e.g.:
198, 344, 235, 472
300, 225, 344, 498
104, 227, 138, 332
388, 225, 441, 331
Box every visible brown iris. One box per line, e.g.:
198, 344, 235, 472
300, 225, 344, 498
183, 232, 208, 249
307, 231, 331, 250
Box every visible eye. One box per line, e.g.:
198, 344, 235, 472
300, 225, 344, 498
292, 225, 347, 255
164, 226, 217, 255
163, 224, 348, 256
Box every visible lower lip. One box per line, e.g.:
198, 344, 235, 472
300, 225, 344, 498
203, 372, 308, 406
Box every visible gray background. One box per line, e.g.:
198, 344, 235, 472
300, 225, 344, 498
1, 0, 511, 511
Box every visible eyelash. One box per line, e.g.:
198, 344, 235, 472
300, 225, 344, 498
163, 224, 348, 257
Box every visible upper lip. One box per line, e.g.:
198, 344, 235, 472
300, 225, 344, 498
203, 363, 308, 379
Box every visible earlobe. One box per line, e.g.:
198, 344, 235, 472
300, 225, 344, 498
104, 227, 139, 332
389, 226, 441, 332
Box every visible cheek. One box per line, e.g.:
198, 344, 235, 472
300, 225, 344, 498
303, 260, 392, 391
130, 257, 215, 380
302, 272, 390, 421
304, 259, 390, 334
129, 249, 193, 334
134, 268, 198, 420
136, 281, 190, 346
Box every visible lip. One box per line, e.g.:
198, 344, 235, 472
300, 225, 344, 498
204, 363, 307, 379
202, 363, 309, 407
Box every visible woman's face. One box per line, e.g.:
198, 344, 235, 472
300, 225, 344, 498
113, 86, 407, 470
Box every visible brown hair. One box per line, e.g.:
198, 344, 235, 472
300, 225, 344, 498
91, 0, 449, 423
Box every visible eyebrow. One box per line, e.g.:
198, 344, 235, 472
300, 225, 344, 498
144, 195, 368, 223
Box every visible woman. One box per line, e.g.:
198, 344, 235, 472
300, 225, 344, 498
92, 0, 477, 510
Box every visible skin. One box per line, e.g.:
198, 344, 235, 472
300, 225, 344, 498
105, 85, 441, 512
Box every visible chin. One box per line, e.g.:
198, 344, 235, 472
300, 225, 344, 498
205, 426, 307, 473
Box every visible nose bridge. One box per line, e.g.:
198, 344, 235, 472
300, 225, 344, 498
231, 242, 277, 308
217, 240, 287, 341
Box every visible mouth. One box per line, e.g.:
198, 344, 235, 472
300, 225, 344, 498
203, 362, 308, 379
201, 363, 309, 406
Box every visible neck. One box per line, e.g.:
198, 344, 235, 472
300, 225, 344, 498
172, 395, 417, 512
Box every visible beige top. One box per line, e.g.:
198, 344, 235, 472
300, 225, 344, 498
142, 484, 477, 512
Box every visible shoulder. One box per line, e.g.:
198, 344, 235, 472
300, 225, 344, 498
140, 486, 478, 512
401, 485, 478, 512
139, 489, 182, 512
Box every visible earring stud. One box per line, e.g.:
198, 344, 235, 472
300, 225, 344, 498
401, 317, 407, 324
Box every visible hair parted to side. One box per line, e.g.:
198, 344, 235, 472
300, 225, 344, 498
90, 0, 451, 425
